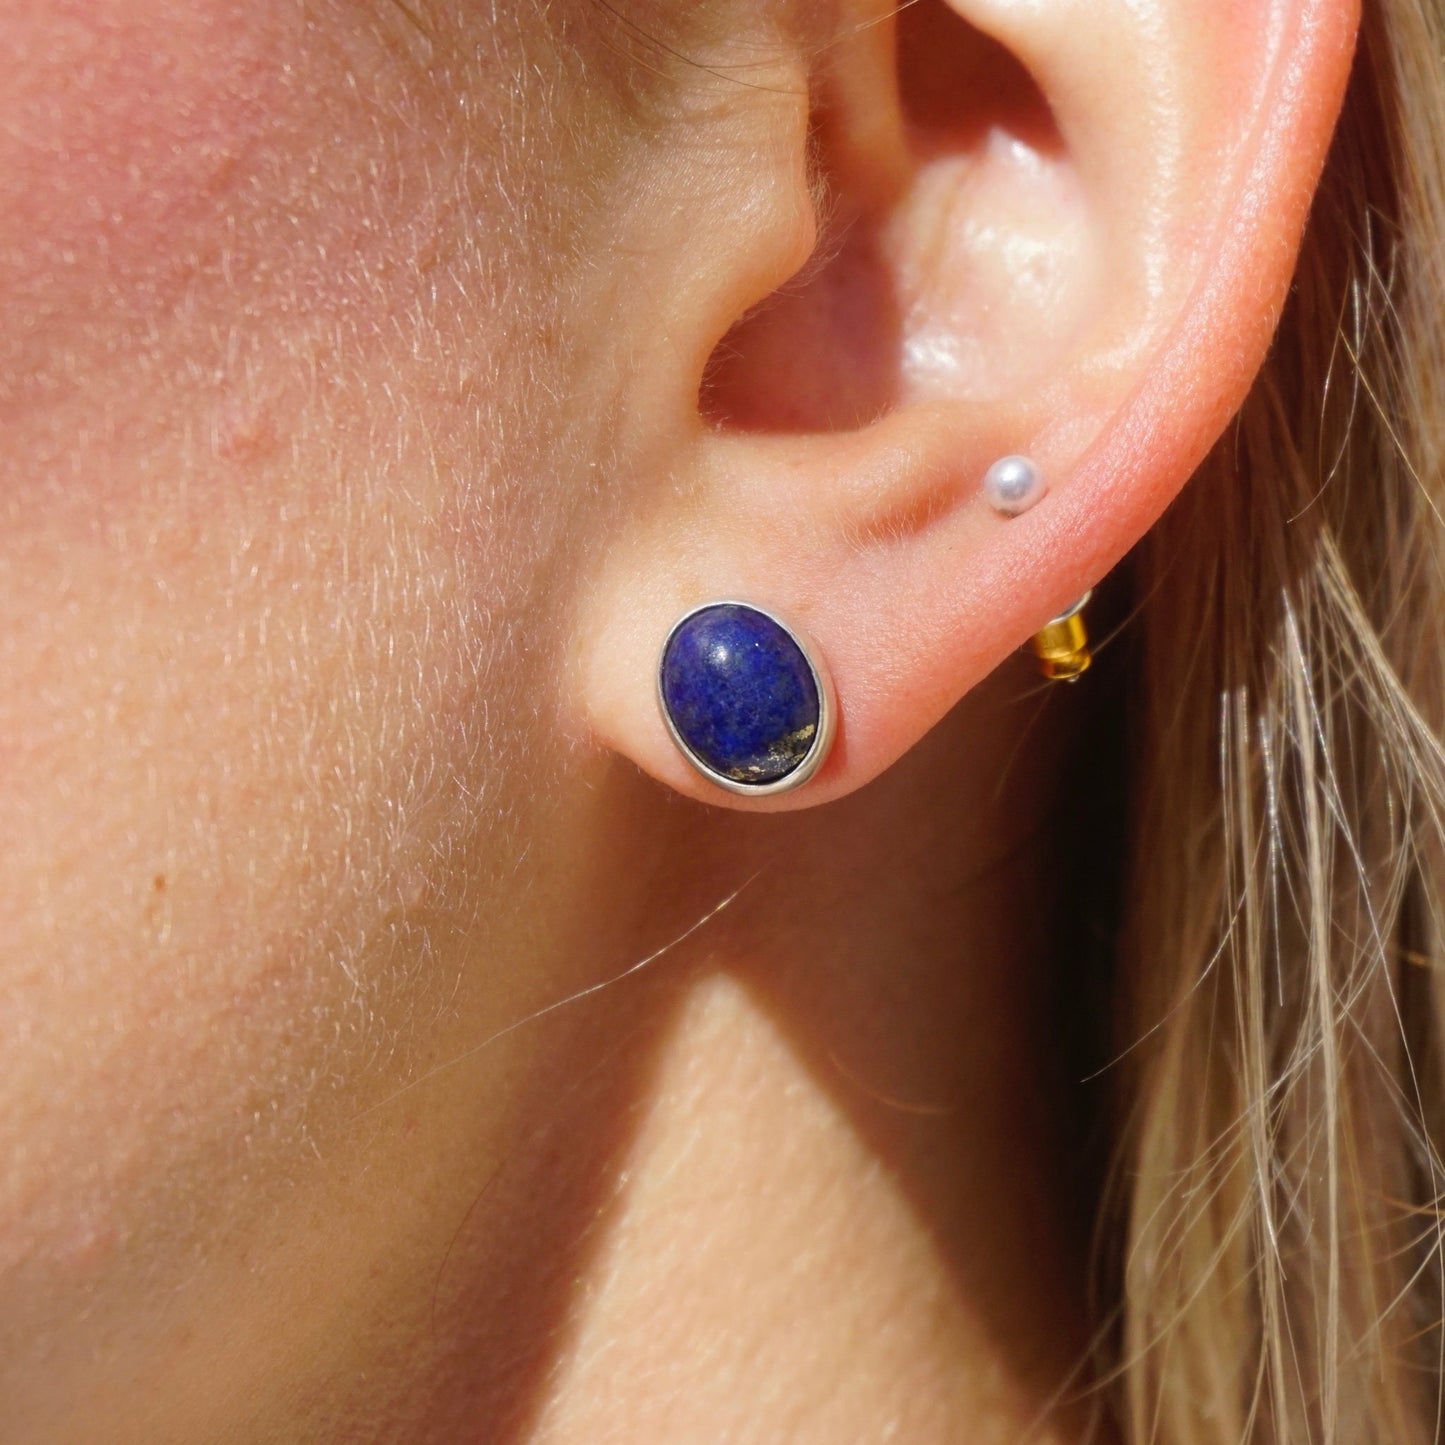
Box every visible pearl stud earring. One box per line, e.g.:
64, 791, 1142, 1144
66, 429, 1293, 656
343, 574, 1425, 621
982, 454, 1046, 516
658, 601, 836, 795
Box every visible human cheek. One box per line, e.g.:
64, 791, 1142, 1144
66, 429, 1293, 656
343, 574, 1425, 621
0, 0, 418, 1377
0, 2, 288, 374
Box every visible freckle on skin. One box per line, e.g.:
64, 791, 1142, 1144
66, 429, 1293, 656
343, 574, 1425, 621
145, 871, 173, 944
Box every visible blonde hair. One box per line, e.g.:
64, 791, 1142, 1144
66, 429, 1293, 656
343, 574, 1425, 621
1114, 0, 1445, 1437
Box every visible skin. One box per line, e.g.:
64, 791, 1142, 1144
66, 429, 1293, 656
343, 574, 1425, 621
0, 0, 1356, 1440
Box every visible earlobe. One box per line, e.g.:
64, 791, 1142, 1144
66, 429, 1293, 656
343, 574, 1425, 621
578, 0, 1359, 810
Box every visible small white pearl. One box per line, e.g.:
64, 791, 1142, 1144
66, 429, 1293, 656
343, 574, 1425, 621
982, 455, 1046, 517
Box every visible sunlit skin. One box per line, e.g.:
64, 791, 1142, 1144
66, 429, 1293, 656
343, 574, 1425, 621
0, 1, 1355, 1440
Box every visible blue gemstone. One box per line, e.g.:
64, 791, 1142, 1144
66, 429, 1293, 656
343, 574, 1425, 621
660, 603, 822, 786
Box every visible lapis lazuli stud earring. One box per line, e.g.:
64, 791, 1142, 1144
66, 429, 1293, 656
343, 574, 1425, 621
658, 601, 835, 795
982, 454, 1047, 516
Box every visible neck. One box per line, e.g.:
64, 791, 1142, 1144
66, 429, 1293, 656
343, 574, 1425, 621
524, 661, 1109, 1441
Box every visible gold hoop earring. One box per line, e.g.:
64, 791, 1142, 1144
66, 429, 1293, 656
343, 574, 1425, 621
1030, 592, 1092, 682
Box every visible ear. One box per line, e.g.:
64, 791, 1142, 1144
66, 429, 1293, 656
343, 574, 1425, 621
577, 0, 1359, 809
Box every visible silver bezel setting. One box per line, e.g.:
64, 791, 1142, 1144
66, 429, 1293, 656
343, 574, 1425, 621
657, 600, 837, 797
